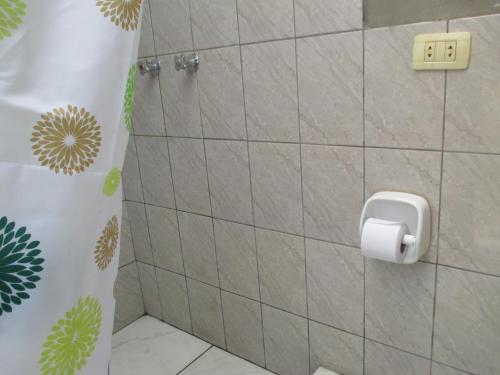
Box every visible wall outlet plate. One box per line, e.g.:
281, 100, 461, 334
413, 32, 471, 70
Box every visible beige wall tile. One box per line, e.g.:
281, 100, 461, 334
119, 202, 135, 267
137, 262, 162, 319
221, 291, 265, 366
365, 340, 431, 375
149, 0, 192, 55
238, 0, 294, 43
309, 320, 364, 375
365, 0, 500, 28
242, 40, 299, 142
302, 145, 363, 246
439, 153, 500, 276
250, 142, 303, 235
365, 22, 446, 149
365, 260, 435, 357
190, 0, 238, 49
306, 239, 364, 335
205, 140, 253, 225
135, 136, 175, 208
433, 266, 500, 374
214, 220, 259, 300
169, 138, 211, 216
262, 305, 309, 375
178, 212, 219, 286
298, 32, 363, 145
445, 14, 500, 153
197, 47, 246, 140
257, 228, 307, 317
159, 56, 202, 138
126, 201, 153, 264
138, 0, 155, 58
132, 73, 165, 136
187, 278, 226, 348
295, 0, 362, 36
145, 205, 184, 274
431, 362, 470, 375
156, 268, 192, 332
114, 262, 145, 332
122, 137, 143, 202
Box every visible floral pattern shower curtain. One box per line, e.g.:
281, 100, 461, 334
0, 1, 142, 374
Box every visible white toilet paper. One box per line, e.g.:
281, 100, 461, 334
361, 218, 409, 263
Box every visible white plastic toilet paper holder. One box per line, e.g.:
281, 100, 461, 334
359, 191, 431, 264
313, 367, 340, 375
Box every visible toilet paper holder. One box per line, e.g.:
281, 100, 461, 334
359, 192, 431, 264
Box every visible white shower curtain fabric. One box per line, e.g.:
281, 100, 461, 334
0, 1, 142, 374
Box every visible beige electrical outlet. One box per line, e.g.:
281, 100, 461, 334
413, 32, 471, 70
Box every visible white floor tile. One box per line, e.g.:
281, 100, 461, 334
179, 347, 274, 375
110, 316, 210, 375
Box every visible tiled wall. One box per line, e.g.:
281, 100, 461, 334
114, 203, 145, 332
118, 1, 500, 374
364, 0, 500, 27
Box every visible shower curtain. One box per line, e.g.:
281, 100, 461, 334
0, 1, 142, 374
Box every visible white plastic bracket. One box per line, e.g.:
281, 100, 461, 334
359, 192, 431, 264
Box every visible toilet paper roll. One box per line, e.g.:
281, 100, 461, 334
361, 218, 409, 263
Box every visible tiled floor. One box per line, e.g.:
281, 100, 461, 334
110, 316, 274, 375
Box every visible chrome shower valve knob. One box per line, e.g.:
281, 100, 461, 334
138, 58, 161, 77
174, 53, 199, 73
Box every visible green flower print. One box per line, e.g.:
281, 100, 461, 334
40, 296, 102, 375
0, 216, 44, 316
124, 64, 137, 131
102, 167, 121, 196
0, 0, 26, 42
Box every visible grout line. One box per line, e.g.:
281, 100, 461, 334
121, 202, 137, 265
138, 250, 500, 284
431, 360, 475, 375
188, 0, 228, 350
175, 0, 200, 336
145, 0, 157, 56
142, 204, 166, 321
133, 261, 147, 314
291, 0, 312, 373
111, 312, 148, 335
361, 24, 367, 375
155, 62, 195, 331
169, 193, 194, 333
124, 200, 498, 276
117, 259, 136, 270
131, 265, 448, 369
430, 19, 450, 365
234, 0, 268, 368
126, 201, 359, 251
147, 262, 351, 337
150, 27, 365, 58
201, 85, 229, 350
175, 346, 213, 375
127, 201, 500, 278
154, 81, 194, 328
132, 112, 165, 318
128, 134, 500, 156
364, 337, 434, 362
128, 134, 149, 314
